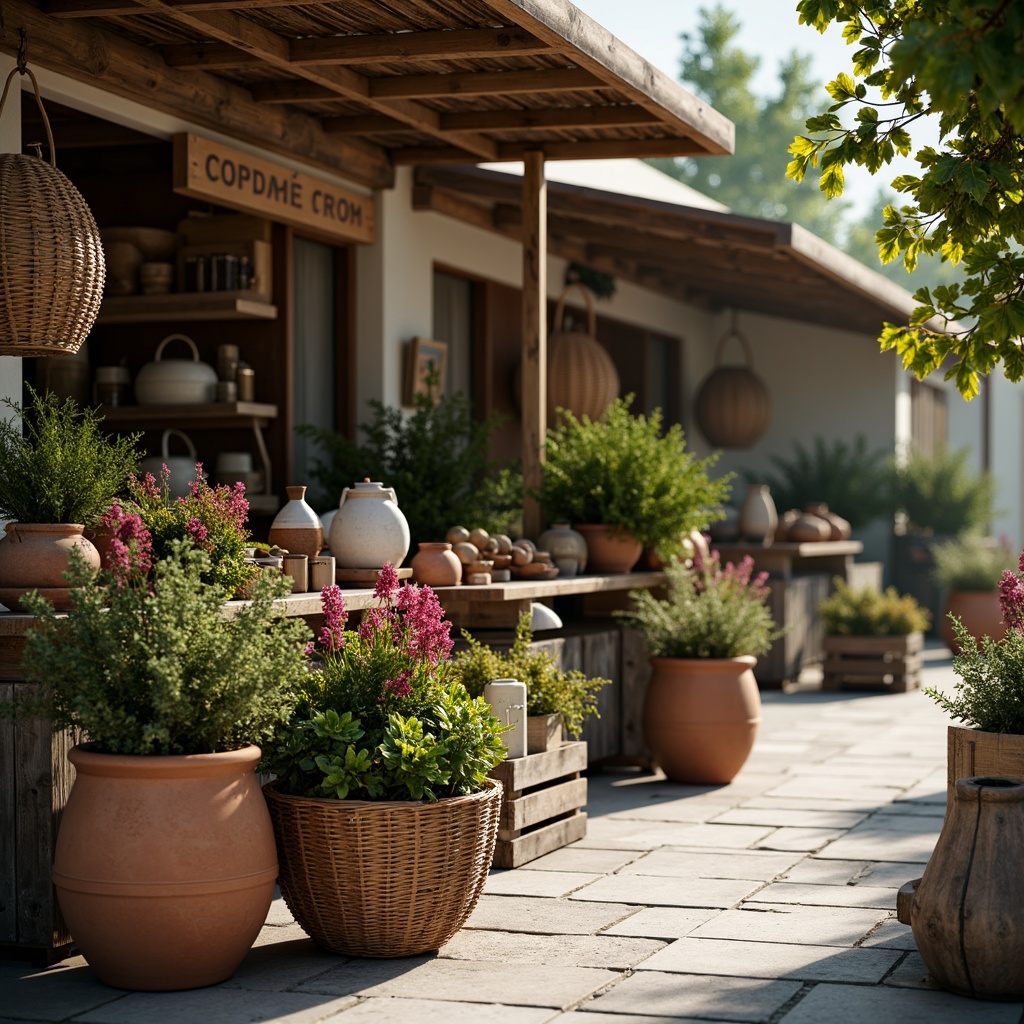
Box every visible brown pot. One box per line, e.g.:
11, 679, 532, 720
0, 523, 100, 611
410, 541, 462, 586
574, 524, 642, 573
898, 777, 1024, 1000
643, 656, 761, 784
941, 590, 1004, 652
53, 745, 277, 991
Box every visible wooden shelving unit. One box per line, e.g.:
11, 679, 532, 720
96, 292, 278, 323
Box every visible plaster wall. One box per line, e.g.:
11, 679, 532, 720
983, 372, 1023, 551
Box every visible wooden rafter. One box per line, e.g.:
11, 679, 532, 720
125, 0, 502, 160
45, 0, 316, 14
368, 67, 603, 100
392, 137, 713, 165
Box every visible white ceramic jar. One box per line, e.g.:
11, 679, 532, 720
135, 334, 218, 406
329, 479, 411, 569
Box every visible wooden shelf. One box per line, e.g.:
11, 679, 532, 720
98, 401, 277, 427
96, 292, 278, 323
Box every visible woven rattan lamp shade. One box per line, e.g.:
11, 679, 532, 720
0, 64, 105, 357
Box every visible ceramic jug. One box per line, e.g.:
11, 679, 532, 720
738, 484, 777, 545
268, 486, 323, 560
329, 479, 411, 569
537, 523, 588, 577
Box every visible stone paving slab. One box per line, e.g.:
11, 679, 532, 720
763, 778, 906, 803
858, 916, 918, 950
440, 929, 664, 968
298, 958, 618, 1010
884, 951, 938, 990
219, 936, 345, 991
753, 827, 845, 852
605, 802, 736, 824
776, 981, 1023, 1024
75, 989, 358, 1024
576, 821, 774, 851
780, 859, 927, 888
690, 904, 889, 946
746, 882, 898, 910
518, 847, 641, 874
486, 870, 600, 898
581, 971, 802, 1022
708, 808, 868, 829
464, 895, 638, 934
814, 822, 941, 863
558, 1013, 705, 1024
569, 874, 762, 909
739, 796, 889, 813
327, 997, 556, 1023
600, 907, 721, 939
0, 960, 125, 1022
619, 849, 802, 881
876, 802, 945, 816
635, 936, 901, 983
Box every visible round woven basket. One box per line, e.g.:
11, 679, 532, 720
0, 60, 104, 357
264, 778, 501, 957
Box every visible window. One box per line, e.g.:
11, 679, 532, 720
432, 270, 474, 398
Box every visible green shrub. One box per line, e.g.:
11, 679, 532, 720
894, 446, 996, 536
452, 614, 608, 738
0, 386, 140, 525
820, 579, 930, 636
537, 396, 731, 559
932, 534, 1014, 592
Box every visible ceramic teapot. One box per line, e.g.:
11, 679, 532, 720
329, 479, 411, 569
134, 334, 218, 405
139, 429, 202, 499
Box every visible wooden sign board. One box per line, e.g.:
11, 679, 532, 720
173, 133, 375, 245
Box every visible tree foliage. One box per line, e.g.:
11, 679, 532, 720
789, 0, 1024, 399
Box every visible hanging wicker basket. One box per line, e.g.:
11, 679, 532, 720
0, 50, 105, 357
694, 317, 772, 448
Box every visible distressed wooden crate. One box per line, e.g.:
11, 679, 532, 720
821, 631, 924, 693
488, 741, 587, 868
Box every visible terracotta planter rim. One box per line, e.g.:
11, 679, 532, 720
69, 743, 262, 778
8, 522, 87, 533
263, 776, 500, 812
650, 654, 758, 670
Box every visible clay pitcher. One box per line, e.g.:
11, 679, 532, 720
898, 776, 1024, 1000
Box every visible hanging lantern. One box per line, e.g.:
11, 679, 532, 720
694, 312, 772, 448
0, 35, 105, 357
514, 282, 620, 422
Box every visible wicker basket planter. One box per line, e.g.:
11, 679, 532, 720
263, 779, 501, 957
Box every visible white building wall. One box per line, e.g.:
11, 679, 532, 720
985, 372, 1023, 551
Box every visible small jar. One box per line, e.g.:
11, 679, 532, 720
210, 254, 239, 292
183, 255, 207, 293
94, 366, 131, 407
236, 365, 255, 402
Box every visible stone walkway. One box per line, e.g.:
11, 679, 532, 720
4, 646, 1022, 1024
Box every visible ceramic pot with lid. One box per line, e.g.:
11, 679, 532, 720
135, 334, 218, 405
329, 479, 410, 570
139, 429, 202, 500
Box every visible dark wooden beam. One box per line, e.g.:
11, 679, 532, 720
250, 80, 339, 104
45, 0, 314, 14
439, 105, 660, 132
323, 114, 407, 135
392, 136, 712, 164
162, 41, 262, 69
369, 67, 603, 99
0, 0, 392, 189
411, 184, 497, 233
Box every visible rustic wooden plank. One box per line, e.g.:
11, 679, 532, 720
369, 66, 602, 99
440, 106, 661, 132
0, 0, 392, 189
580, 628, 620, 762
948, 726, 1024, 800
526, 713, 562, 755
489, 740, 587, 792
501, 777, 586, 832
250, 80, 341, 104
412, 185, 496, 232
492, 812, 587, 869
520, 149, 546, 539
0, 683, 16, 948
823, 634, 920, 656
47, 0, 316, 15
619, 626, 651, 761
821, 657, 923, 678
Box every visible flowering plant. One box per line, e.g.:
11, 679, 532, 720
16, 523, 309, 756
617, 551, 778, 659
926, 546, 1024, 733
114, 463, 257, 597
262, 565, 506, 802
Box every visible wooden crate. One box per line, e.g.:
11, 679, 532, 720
821, 631, 924, 693
948, 724, 1024, 800
489, 741, 587, 869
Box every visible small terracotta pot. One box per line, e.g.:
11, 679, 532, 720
410, 542, 462, 586
643, 656, 761, 784
0, 523, 100, 611
53, 745, 277, 991
574, 524, 642, 573
941, 590, 1004, 652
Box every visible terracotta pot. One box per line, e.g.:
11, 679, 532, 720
53, 745, 277, 991
410, 542, 462, 586
643, 656, 761, 784
0, 523, 100, 611
898, 777, 1024, 1000
941, 590, 1004, 652
537, 522, 588, 577
268, 485, 324, 560
574, 524, 642, 573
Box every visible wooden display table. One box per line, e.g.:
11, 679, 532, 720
710, 540, 863, 580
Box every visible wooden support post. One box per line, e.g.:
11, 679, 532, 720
521, 149, 547, 539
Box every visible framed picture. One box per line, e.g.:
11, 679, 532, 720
403, 337, 448, 406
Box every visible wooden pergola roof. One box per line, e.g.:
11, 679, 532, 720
6, 0, 734, 189
415, 164, 921, 335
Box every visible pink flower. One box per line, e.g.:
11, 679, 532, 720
185, 517, 209, 543
384, 669, 413, 697
374, 562, 400, 601
999, 567, 1024, 634
396, 583, 453, 664
319, 584, 347, 651
101, 501, 153, 585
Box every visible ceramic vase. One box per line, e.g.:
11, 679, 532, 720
268, 485, 324, 560
537, 522, 588, 577
738, 484, 777, 545
410, 542, 462, 586
899, 776, 1024, 1000
329, 479, 411, 569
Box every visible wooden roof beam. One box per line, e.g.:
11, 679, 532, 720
45, 0, 313, 14
369, 67, 603, 99
250, 80, 339, 104
393, 137, 713, 164
127, 0, 501, 160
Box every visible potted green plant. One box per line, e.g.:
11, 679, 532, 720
0, 386, 140, 610
537, 396, 730, 572
15, 512, 309, 992
452, 612, 610, 751
932, 534, 1011, 652
260, 566, 507, 958
616, 551, 777, 784
819, 579, 931, 692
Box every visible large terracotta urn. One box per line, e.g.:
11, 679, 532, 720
574, 524, 642, 574
0, 523, 100, 611
898, 777, 1024, 1000
53, 745, 277, 991
643, 656, 761, 784
941, 591, 1004, 652
329, 479, 411, 569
